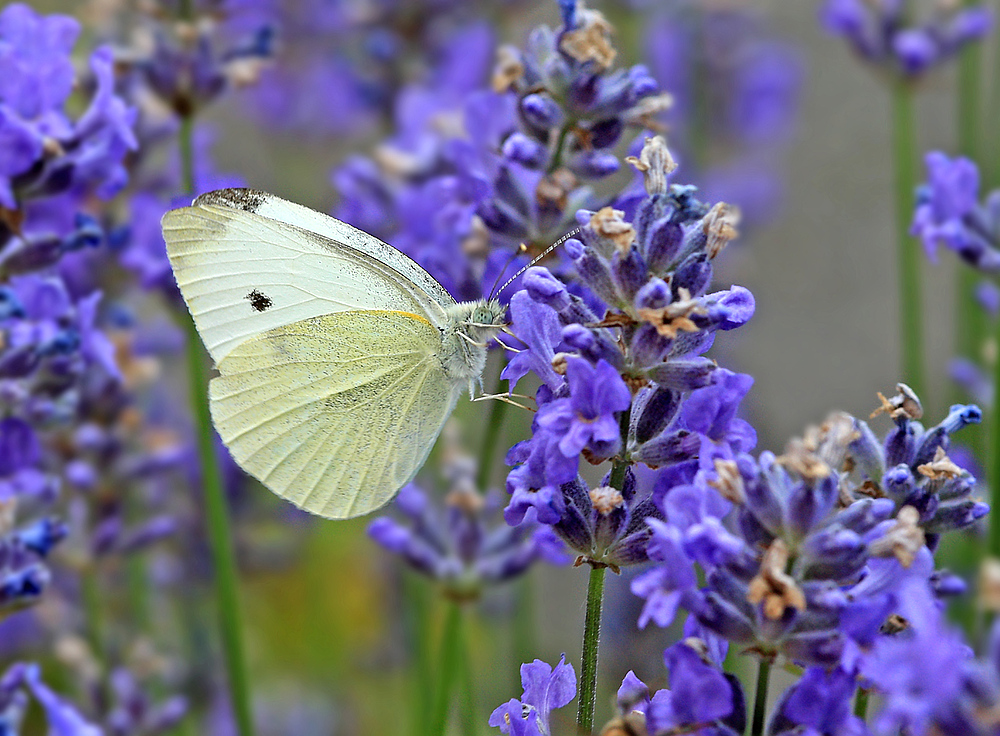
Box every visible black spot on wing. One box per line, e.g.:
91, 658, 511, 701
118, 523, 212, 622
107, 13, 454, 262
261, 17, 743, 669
246, 289, 273, 312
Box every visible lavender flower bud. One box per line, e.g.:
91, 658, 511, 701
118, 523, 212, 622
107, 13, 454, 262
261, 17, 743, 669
573, 151, 619, 178
611, 246, 648, 303
521, 93, 563, 129
588, 118, 623, 149
502, 132, 547, 168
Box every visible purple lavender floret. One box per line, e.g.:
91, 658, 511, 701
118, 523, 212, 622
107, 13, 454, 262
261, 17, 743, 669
821, 0, 992, 76
769, 666, 869, 736
912, 152, 1000, 273
845, 384, 987, 536
609, 639, 745, 736
0, 5, 137, 213
488, 654, 576, 736
0, 663, 102, 735
847, 566, 1000, 736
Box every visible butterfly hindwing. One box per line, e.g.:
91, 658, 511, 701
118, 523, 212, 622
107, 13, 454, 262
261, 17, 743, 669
162, 192, 454, 363
208, 310, 461, 519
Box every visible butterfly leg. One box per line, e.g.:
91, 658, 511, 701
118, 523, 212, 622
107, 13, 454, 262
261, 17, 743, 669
491, 337, 523, 353
471, 392, 535, 411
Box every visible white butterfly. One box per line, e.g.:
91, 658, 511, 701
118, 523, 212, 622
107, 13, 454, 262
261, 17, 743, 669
161, 188, 506, 519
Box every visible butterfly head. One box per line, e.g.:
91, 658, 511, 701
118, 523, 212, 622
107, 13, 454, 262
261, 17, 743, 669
439, 299, 507, 386
465, 299, 507, 342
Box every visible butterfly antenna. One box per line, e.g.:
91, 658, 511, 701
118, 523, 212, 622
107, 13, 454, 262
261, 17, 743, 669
488, 243, 530, 301
493, 227, 583, 299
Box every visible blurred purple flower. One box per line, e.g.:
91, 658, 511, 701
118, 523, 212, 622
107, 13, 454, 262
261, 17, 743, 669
368, 481, 566, 599
0, 4, 137, 211
913, 152, 1000, 272
821, 0, 992, 77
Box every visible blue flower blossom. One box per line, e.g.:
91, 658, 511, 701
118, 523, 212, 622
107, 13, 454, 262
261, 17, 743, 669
489, 655, 576, 736
769, 666, 869, 736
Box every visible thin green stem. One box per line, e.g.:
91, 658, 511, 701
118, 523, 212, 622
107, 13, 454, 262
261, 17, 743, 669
512, 576, 537, 692
81, 566, 104, 658
749, 658, 772, 736
177, 114, 255, 736
183, 318, 255, 736
428, 600, 465, 736
577, 409, 632, 734
179, 116, 196, 196
458, 617, 478, 736
955, 6, 987, 429
548, 123, 573, 174
126, 555, 150, 631
404, 575, 433, 736
989, 311, 1000, 556
989, 0, 1000, 187
576, 564, 607, 735
890, 80, 925, 400
853, 687, 869, 721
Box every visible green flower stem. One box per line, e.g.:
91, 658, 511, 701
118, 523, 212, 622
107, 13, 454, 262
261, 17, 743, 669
890, 79, 925, 401
853, 687, 870, 721
576, 563, 607, 735
989, 311, 1000, 556
404, 575, 433, 736
428, 599, 466, 736
458, 619, 478, 736
81, 565, 104, 658
749, 658, 772, 736
955, 11, 986, 439
182, 317, 255, 736
548, 123, 573, 174
178, 114, 255, 736
578, 411, 633, 734
512, 576, 537, 692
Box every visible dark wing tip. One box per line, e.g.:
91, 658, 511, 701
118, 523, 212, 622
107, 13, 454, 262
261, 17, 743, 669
193, 188, 271, 213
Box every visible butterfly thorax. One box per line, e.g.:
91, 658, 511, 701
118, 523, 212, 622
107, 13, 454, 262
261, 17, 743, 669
438, 299, 506, 393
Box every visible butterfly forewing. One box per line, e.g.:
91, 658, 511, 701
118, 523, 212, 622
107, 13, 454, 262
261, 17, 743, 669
208, 310, 462, 519
162, 191, 455, 363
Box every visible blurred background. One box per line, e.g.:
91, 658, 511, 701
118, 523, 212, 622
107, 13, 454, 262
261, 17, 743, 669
3, 0, 981, 734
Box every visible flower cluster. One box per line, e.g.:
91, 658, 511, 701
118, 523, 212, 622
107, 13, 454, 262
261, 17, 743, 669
0, 4, 137, 213
632, 384, 983, 665
335, 0, 672, 302
368, 433, 566, 599
240, 0, 518, 135
503, 136, 753, 571
820, 0, 992, 77
493, 635, 748, 736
